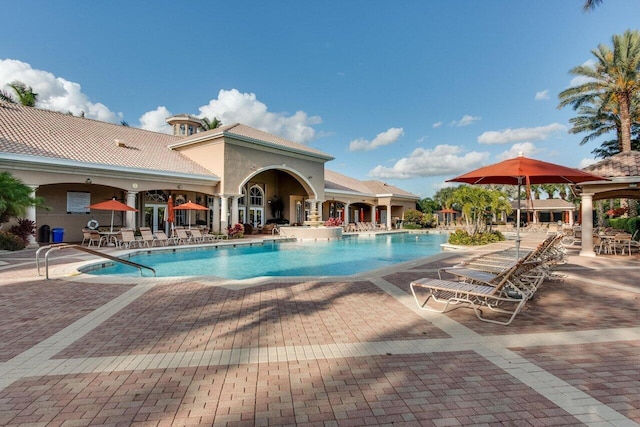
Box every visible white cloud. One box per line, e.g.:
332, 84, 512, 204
568, 59, 597, 87
432, 121, 443, 128
495, 142, 538, 161
534, 89, 549, 101
197, 89, 321, 144
450, 115, 481, 127
0, 58, 122, 123
349, 127, 404, 152
578, 157, 598, 168
139, 106, 173, 134
477, 123, 567, 145
368, 144, 490, 179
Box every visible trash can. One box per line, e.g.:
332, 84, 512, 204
51, 228, 64, 243
39, 224, 51, 243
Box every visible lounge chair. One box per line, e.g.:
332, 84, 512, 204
173, 228, 191, 245
153, 230, 172, 246
188, 228, 207, 243
138, 227, 156, 247
117, 229, 139, 249
411, 258, 544, 326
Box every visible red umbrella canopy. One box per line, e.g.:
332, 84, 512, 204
88, 199, 138, 212
87, 198, 138, 232
437, 208, 458, 214
447, 155, 607, 186
173, 201, 208, 211
166, 195, 175, 223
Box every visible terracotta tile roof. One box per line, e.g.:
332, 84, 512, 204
174, 123, 334, 160
325, 169, 373, 194
0, 102, 218, 178
324, 169, 419, 199
361, 180, 419, 199
582, 151, 640, 178
511, 199, 575, 210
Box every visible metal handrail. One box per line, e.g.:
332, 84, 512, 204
36, 243, 156, 279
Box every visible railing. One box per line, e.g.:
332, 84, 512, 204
36, 243, 156, 279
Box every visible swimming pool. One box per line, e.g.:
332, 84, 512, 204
85, 232, 448, 279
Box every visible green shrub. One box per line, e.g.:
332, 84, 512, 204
448, 230, 505, 246
0, 231, 26, 251
402, 223, 422, 230
8, 218, 36, 245
608, 216, 640, 236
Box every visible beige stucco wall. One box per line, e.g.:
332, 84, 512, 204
173, 136, 326, 200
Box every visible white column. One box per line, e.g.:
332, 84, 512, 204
569, 209, 574, 226
579, 193, 595, 257
26, 185, 38, 247
344, 202, 350, 224
370, 206, 376, 223
231, 196, 239, 225
317, 201, 323, 220
386, 204, 392, 230
212, 196, 221, 233
220, 196, 229, 231
126, 191, 138, 229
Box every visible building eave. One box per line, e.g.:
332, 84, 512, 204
0, 153, 220, 184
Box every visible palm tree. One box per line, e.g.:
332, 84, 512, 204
0, 172, 47, 225
202, 117, 222, 130
558, 30, 640, 153
568, 93, 640, 157
0, 81, 38, 106
583, 0, 603, 11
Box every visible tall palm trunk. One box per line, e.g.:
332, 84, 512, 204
619, 92, 633, 152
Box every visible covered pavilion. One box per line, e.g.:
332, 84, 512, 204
578, 151, 640, 256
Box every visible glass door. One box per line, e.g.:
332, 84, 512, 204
249, 207, 263, 227
144, 204, 166, 231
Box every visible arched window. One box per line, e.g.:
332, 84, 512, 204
238, 188, 246, 206
249, 186, 263, 206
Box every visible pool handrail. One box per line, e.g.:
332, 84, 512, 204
36, 243, 156, 279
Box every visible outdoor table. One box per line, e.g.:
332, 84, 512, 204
99, 231, 120, 247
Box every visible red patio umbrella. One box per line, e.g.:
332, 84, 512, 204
447, 154, 607, 256
437, 208, 458, 226
173, 200, 208, 228
88, 198, 138, 232
164, 195, 175, 234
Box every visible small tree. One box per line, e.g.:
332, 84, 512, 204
0, 172, 46, 225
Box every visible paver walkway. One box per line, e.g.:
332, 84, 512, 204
0, 234, 638, 426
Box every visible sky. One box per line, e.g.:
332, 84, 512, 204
1, 0, 639, 198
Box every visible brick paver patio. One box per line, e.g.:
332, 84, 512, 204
0, 234, 638, 426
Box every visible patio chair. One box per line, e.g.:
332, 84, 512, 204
83, 229, 106, 247
438, 241, 550, 299
411, 258, 543, 326
117, 229, 139, 249
153, 230, 174, 246
173, 228, 191, 245
188, 228, 207, 243
612, 233, 632, 256
138, 227, 156, 247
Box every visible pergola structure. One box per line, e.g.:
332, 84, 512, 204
577, 151, 640, 256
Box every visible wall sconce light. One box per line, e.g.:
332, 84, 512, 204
177, 184, 182, 189
85, 178, 92, 184
308, 176, 312, 179
630, 183, 638, 189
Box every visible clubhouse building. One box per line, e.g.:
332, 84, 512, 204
0, 103, 418, 243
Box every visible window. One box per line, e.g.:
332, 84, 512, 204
249, 186, 263, 206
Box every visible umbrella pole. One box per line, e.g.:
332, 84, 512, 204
110, 210, 115, 232
516, 179, 522, 259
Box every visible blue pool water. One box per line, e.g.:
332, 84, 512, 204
86, 232, 448, 279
